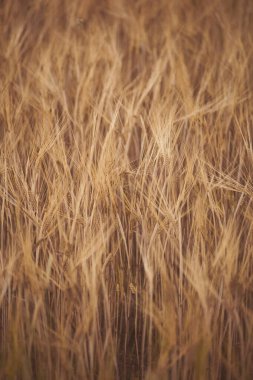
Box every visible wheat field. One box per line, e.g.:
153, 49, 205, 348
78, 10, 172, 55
0, 0, 253, 379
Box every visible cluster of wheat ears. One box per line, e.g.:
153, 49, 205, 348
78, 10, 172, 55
0, 0, 253, 379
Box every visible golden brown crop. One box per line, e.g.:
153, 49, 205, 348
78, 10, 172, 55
0, 0, 253, 379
